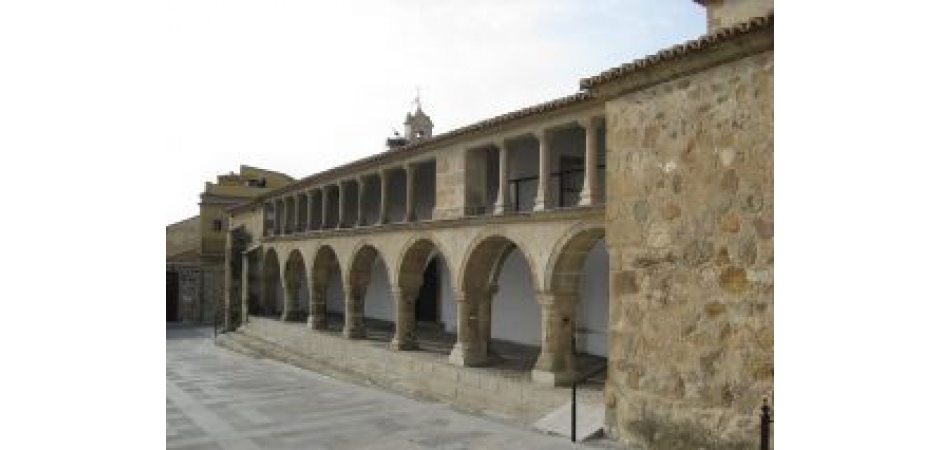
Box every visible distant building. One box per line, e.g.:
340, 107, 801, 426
166, 165, 293, 324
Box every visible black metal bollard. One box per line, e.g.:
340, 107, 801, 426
760, 397, 772, 450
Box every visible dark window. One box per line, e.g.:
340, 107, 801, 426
212, 219, 223, 231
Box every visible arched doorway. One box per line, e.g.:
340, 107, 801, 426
542, 226, 609, 385
453, 235, 539, 368
260, 248, 282, 318
283, 250, 310, 322
415, 256, 440, 324
346, 244, 392, 340
397, 238, 455, 352
311, 245, 343, 332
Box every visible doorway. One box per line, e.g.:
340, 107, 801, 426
415, 257, 439, 323
167, 271, 179, 321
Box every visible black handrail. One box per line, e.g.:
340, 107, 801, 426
571, 360, 607, 442
760, 398, 773, 450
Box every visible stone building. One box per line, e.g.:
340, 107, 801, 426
166, 165, 293, 324
219, 2, 773, 448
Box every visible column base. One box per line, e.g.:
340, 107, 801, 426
389, 338, 418, 351
578, 193, 596, 206
281, 311, 306, 322
493, 204, 507, 215
307, 315, 328, 330
532, 201, 547, 211
531, 368, 577, 387
343, 326, 365, 339
448, 343, 488, 367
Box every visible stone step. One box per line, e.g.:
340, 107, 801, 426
216, 332, 266, 359
532, 398, 605, 442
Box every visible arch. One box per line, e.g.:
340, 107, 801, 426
346, 241, 393, 340
544, 223, 609, 357
310, 244, 343, 331
544, 223, 606, 295
458, 233, 538, 294
396, 235, 453, 293
282, 249, 309, 321
347, 241, 389, 295
260, 247, 282, 317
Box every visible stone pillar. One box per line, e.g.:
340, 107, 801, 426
337, 183, 346, 228
477, 286, 496, 356
579, 117, 600, 206
379, 170, 389, 224
357, 176, 367, 227
390, 287, 418, 350
533, 128, 551, 211
274, 200, 281, 235
493, 141, 510, 214
222, 230, 234, 332
404, 164, 416, 222
321, 188, 329, 230
532, 292, 577, 386
279, 199, 287, 235
448, 290, 487, 366
240, 253, 250, 325
343, 285, 365, 338
308, 283, 328, 330
280, 278, 293, 321
295, 194, 303, 232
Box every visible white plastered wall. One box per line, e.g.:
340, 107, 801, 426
326, 267, 344, 314
491, 248, 541, 346
363, 258, 395, 322
576, 238, 609, 356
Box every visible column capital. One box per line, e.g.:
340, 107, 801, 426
578, 116, 603, 130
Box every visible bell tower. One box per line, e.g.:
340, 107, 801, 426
403, 90, 433, 141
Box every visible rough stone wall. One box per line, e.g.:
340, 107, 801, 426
604, 51, 773, 449
166, 216, 199, 258
433, 147, 466, 219
168, 263, 224, 325
704, 0, 773, 32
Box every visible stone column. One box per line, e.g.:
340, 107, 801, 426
448, 290, 487, 366
379, 170, 389, 224
404, 164, 416, 222
390, 287, 418, 350
343, 285, 365, 339
279, 278, 293, 321
279, 199, 287, 235
533, 129, 551, 211
308, 283, 328, 330
493, 142, 510, 214
273, 200, 281, 235
321, 188, 329, 230
477, 286, 496, 356
531, 292, 577, 386
357, 176, 367, 227
579, 118, 600, 206
240, 253, 250, 325
222, 230, 234, 332
337, 183, 346, 228
295, 194, 303, 232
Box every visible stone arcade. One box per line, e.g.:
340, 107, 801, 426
216, 2, 773, 448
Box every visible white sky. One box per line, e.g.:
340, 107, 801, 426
164, 0, 703, 223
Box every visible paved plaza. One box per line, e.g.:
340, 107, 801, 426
167, 324, 611, 449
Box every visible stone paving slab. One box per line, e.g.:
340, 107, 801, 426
167, 326, 614, 449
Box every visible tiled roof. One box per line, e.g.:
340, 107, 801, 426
579, 12, 773, 90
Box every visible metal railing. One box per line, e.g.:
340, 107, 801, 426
570, 360, 607, 442
760, 397, 773, 450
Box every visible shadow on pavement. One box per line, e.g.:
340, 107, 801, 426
166, 323, 214, 340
